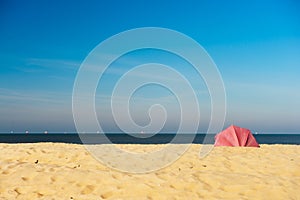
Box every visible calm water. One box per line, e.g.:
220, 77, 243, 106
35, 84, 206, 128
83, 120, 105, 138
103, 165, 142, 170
0, 133, 299, 144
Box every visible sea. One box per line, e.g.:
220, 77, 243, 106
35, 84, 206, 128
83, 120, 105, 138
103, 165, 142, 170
0, 133, 300, 144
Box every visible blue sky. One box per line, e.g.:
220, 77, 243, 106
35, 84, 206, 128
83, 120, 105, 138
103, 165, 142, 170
0, 0, 299, 133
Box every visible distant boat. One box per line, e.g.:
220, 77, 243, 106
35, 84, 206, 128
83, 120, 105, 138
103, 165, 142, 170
44, 131, 48, 134
25, 130, 29, 134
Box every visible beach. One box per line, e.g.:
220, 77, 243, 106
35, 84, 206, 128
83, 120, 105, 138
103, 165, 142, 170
0, 143, 299, 199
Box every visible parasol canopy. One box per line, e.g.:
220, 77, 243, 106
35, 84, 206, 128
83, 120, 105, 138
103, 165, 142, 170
214, 125, 259, 147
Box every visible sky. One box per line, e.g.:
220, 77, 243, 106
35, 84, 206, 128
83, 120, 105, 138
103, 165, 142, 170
0, 0, 300, 133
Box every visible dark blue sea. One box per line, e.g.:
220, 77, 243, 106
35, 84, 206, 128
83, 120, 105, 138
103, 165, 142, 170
0, 133, 299, 144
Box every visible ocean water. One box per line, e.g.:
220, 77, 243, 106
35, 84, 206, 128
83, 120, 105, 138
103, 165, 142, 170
0, 133, 299, 144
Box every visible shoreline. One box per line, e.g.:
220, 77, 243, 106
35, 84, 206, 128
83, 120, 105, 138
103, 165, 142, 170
1, 133, 300, 145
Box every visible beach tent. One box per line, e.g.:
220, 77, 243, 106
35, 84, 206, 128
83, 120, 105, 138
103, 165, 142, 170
214, 125, 259, 147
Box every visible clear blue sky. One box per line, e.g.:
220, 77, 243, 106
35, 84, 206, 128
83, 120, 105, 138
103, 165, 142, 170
0, 0, 299, 133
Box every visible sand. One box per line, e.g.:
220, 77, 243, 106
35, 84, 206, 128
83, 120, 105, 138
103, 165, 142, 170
0, 143, 299, 200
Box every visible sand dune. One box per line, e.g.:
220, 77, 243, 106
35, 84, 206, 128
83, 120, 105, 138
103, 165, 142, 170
0, 143, 299, 199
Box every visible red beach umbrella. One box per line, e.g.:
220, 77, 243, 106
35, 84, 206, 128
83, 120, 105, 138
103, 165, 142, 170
214, 125, 259, 147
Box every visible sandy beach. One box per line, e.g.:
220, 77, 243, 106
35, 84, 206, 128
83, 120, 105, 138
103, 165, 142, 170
0, 143, 299, 200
